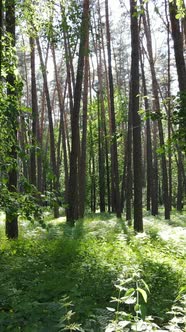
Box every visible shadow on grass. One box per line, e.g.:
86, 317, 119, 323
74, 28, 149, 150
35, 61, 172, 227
0, 211, 185, 331
0, 216, 119, 331
141, 258, 182, 324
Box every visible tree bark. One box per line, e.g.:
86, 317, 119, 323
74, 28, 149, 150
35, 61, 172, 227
105, 0, 121, 218
67, 0, 89, 224
169, 0, 186, 210
130, 0, 143, 232
143, 2, 170, 219
30, 37, 38, 187
126, 98, 132, 223
140, 53, 153, 212
79, 32, 89, 218
5, 0, 18, 239
51, 44, 69, 206
36, 38, 59, 217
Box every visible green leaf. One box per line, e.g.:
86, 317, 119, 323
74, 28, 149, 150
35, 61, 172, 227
106, 307, 116, 312
141, 279, 150, 293
125, 288, 135, 297
137, 288, 148, 303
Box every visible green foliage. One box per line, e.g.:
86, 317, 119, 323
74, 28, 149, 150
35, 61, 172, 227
0, 212, 185, 331
174, 0, 186, 18
165, 286, 186, 331
0, 178, 43, 224
58, 296, 84, 331
105, 267, 161, 332
171, 92, 186, 152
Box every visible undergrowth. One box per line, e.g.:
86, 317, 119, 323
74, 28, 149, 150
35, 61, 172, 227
0, 210, 185, 331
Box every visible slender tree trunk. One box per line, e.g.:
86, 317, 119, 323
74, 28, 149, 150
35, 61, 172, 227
120, 129, 127, 213
5, 0, 18, 239
151, 121, 159, 215
105, 0, 121, 218
98, 0, 112, 212
89, 117, 96, 213
63, 27, 74, 126
30, 37, 42, 192
143, 3, 170, 219
17, 112, 29, 181
79, 33, 89, 218
67, 0, 89, 224
51, 45, 69, 205
130, 0, 143, 232
36, 38, 59, 217
169, 0, 186, 210
126, 100, 132, 223
164, 0, 172, 210
140, 53, 153, 212
30, 37, 38, 187
177, 150, 183, 210
97, 91, 106, 212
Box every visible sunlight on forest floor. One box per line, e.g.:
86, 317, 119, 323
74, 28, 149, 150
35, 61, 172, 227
0, 209, 185, 331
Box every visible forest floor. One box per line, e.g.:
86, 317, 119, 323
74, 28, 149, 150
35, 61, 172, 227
0, 209, 185, 331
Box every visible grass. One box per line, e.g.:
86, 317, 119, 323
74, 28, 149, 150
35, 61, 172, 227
0, 210, 185, 331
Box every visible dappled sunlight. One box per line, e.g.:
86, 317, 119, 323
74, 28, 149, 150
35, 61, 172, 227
0, 211, 185, 331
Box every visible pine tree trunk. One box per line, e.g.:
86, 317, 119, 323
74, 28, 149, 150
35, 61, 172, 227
36, 38, 59, 218
126, 102, 132, 223
143, 3, 170, 219
105, 0, 121, 218
98, 1, 111, 212
140, 54, 153, 212
51, 45, 69, 206
5, 0, 18, 239
67, 0, 89, 224
79, 34, 89, 218
151, 121, 159, 215
130, 0, 143, 232
30, 37, 38, 187
169, 0, 186, 210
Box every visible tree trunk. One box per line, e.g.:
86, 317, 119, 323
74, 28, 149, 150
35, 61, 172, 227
30, 37, 38, 187
143, 2, 170, 219
164, 0, 172, 210
5, 0, 18, 239
51, 44, 69, 206
105, 0, 121, 218
169, 0, 186, 209
130, 0, 143, 232
67, 0, 89, 224
36, 38, 59, 217
126, 99, 132, 223
79, 32, 89, 218
151, 121, 159, 215
140, 53, 153, 212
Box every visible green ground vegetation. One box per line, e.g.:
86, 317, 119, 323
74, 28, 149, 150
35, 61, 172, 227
0, 210, 185, 331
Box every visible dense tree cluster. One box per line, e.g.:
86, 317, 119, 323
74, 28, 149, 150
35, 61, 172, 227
0, 0, 185, 238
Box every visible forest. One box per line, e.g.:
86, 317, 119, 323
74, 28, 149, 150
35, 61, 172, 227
0, 0, 186, 330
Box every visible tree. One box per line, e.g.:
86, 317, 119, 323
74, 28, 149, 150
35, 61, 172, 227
130, 0, 143, 232
105, 0, 121, 218
140, 53, 153, 212
5, 0, 18, 239
79, 26, 89, 218
36, 37, 59, 217
30, 37, 38, 187
169, 0, 186, 210
142, 2, 170, 219
67, 0, 89, 224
